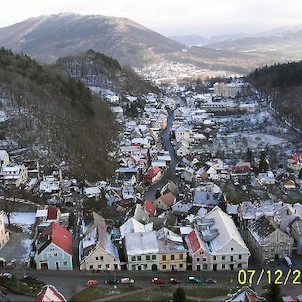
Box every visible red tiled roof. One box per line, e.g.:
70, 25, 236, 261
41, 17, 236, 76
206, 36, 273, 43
159, 192, 175, 206
144, 199, 156, 217
186, 230, 201, 254
40, 222, 73, 255
36, 285, 66, 302
145, 166, 161, 179
290, 153, 302, 163
46, 207, 58, 220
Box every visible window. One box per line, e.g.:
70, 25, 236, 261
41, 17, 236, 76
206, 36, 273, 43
54, 253, 58, 257
162, 255, 166, 261
95, 257, 99, 260
213, 256, 216, 261
171, 255, 175, 261
137, 256, 141, 261
132, 265, 135, 270
179, 264, 183, 268
238, 263, 242, 268
196, 257, 200, 262
231, 248, 233, 251
63, 261, 68, 266
238, 255, 242, 260
146, 255, 150, 260
89, 265, 93, 269
222, 256, 225, 260
98, 265, 102, 269
163, 264, 166, 269
179, 254, 183, 260
144, 264, 147, 269
222, 264, 225, 269
203, 264, 207, 269
152, 255, 156, 260
131, 256, 136, 261
48, 253, 52, 257
203, 257, 206, 262
106, 264, 110, 269
100, 256, 104, 260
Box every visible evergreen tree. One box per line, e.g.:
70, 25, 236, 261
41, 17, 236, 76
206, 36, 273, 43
173, 287, 186, 302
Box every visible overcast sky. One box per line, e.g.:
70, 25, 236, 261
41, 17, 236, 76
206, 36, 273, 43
1, 0, 302, 36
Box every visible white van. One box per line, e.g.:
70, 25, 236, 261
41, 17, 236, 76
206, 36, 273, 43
284, 256, 292, 268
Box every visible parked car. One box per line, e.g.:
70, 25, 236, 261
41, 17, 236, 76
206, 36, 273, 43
85, 280, 98, 287
0, 273, 12, 279
119, 278, 135, 284
205, 278, 218, 284
188, 276, 202, 284
169, 277, 181, 284
20, 275, 45, 286
104, 278, 119, 285
151, 277, 165, 284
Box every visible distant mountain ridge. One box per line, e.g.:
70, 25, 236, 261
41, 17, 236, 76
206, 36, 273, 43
0, 12, 184, 67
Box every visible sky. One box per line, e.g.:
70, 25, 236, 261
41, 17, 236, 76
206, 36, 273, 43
1, 0, 302, 37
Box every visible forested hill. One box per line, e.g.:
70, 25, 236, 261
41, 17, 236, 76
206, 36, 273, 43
55, 50, 159, 95
0, 48, 119, 180
247, 61, 302, 129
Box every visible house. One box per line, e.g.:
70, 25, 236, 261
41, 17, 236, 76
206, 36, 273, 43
35, 285, 67, 302
172, 201, 193, 216
35, 206, 62, 230
155, 192, 176, 210
193, 183, 222, 207
133, 203, 150, 224
231, 161, 252, 178
34, 222, 73, 270
247, 215, 294, 263
282, 178, 296, 190
39, 176, 60, 194
0, 164, 28, 188
144, 200, 157, 217
144, 166, 161, 184
287, 153, 302, 171
120, 218, 147, 239
175, 140, 190, 158
83, 186, 101, 199
185, 206, 250, 271
79, 212, 120, 271
0, 211, 9, 250
174, 126, 191, 142
225, 286, 265, 302
257, 171, 275, 185
0, 150, 9, 169
124, 228, 187, 271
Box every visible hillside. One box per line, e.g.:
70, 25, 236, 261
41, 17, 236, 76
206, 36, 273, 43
247, 61, 302, 129
0, 13, 184, 67
204, 29, 302, 64
55, 49, 159, 95
0, 48, 120, 181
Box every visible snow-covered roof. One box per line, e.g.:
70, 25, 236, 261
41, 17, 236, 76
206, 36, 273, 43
120, 218, 146, 239
125, 231, 158, 255
204, 206, 249, 254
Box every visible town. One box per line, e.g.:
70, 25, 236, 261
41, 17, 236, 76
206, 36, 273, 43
0, 73, 301, 302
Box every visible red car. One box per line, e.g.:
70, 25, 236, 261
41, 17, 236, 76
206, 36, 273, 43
85, 280, 98, 287
151, 277, 165, 284
169, 277, 181, 284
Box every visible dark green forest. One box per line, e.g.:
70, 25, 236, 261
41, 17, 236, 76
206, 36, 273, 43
247, 61, 302, 128
0, 48, 119, 180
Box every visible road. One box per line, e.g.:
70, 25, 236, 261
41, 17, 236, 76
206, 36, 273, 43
144, 110, 179, 201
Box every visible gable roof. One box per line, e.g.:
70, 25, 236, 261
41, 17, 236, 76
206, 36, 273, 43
46, 207, 59, 220
39, 222, 72, 255
35, 285, 66, 302
204, 206, 249, 253
186, 229, 201, 254
248, 215, 277, 243
158, 192, 176, 206
144, 200, 156, 217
